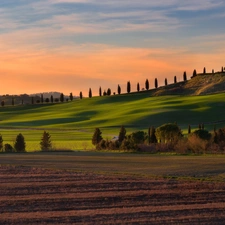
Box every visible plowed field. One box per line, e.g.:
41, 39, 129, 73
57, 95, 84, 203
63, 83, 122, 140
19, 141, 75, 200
1, 165, 225, 224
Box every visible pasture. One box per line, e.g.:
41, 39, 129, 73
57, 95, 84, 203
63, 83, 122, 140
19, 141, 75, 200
0, 92, 225, 151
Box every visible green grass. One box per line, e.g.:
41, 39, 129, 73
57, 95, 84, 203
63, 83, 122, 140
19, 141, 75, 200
0, 92, 225, 151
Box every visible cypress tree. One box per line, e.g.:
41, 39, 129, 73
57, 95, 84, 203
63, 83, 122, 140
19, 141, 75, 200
174, 76, 177, 83
149, 126, 157, 144
137, 82, 140, 92
89, 88, 92, 98
79, 91, 83, 99
107, 88, 111, 96
99, 87, 102, 97
183, 71, 187, 81
69, 92, 73, 101
0, 134, 3, 152
222, 67, 224, 73
203, 67, 206, 74
155, 78, 158, 88
40, 131, 52, 151
117, 85, 121, 95
14, 133, 26, 152
41, 94, 44, 104
50, 95, 54, 103
188, 125, 191, 134
193, 69, 197, 77
127, 81, 131, 93
145, 79, 149, 90
92, 128, 103, 146
165, 78, 168, 86
60, 93, 64, 102
118, 126, 126, 143
103, 90, 107, 96
212, 69, 214, 74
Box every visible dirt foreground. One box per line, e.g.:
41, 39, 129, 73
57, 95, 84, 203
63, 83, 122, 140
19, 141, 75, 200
1, 165, 225, 224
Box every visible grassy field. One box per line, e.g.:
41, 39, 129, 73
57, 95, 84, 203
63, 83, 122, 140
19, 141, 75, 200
0, 91, 225, 151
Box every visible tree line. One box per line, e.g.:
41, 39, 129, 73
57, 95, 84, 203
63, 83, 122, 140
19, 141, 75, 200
92, 123, 225, 154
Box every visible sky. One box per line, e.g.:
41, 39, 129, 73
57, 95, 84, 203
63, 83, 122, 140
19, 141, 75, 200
1, 0, 225, 96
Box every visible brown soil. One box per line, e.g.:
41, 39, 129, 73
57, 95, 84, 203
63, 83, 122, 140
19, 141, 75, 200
1, 166, 225, 225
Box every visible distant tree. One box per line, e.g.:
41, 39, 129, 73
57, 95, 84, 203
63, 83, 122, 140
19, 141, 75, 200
21, 99, 24, 105
107, 88, 111, 96
92, 128, 103, 146
127, 81, 131, 93
165, 78, 168, 86
222, 67, 224, 73
36, 99, 40, 104
103, 90, 107, 96
190, 129, 211, 141
192, 69, 197, 77
117, 85, 121, 95
174, 76, 177, 83
79, 91, 83, 99
155, 123, 183, 144
1, 101, 5, 107
203, 67, 206, 74
50, 95, 54, 103
89, 88, 92, 98
60, 93, 64, 102
69, 92, 73, 101
188, 125, 191, 134
183, 71, 187, 81
145, 79, 149, 90
45, 98, 49, 103
155, 78, 158, 88
0, 134, 3, 152
148, 126, 157, 144
118, 126, 126, 143
54, 98, 59, 102
14, 133, 26, 152
11, 98, 14, 106
40, 131, 52, 151
41, 94, 44, 104
202, 123, 204, 130
31, 97, 34, 104
99, 87, 102, 97
199, 124, 202, 130
137, 82, 140, 92
4, 143, 14, 153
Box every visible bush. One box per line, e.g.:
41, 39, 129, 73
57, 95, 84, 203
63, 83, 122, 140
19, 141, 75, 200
189, 129, 211, 140
4, 144, 14, 153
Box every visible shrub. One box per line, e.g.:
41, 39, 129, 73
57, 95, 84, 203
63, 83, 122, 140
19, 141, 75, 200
189, 129, 211, 141
4, 144, 14, 153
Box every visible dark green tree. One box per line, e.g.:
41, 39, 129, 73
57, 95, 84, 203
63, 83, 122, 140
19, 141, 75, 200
193, 69, 197, 77
41, 94, 44, 104
40, 131, 52, 151
31, 97, 34, 104
12, 98, 14, 106
145, 79, 149, 90
137, 82, 140, 92
212, 69, 214, 74
222, 67, 224, 73
4, 144, 14, 153
117, 85, 121, 95
14, 133, 26, 152
80, 91, 83, 99
1, 101, 5, 107
155, 78, 158, 88
0, 134, 3, 152
118, 126, 126, 143
165, 78, 168, 86
69, 92, 73, 101
203, 67, 206, 74
92, 128, 103, 146
50, 95, 54, 103
174, 76, 177, 83
188, 125, 191, 134
107, 88, 111, 96
89, 88, 92, 98
45, 98, 49, 103
99, 87, 102, 97
60, 93, 64, 102
183, 71, 187, 81
148, 126, 157, 144
127, 81, 131, 93
103, 90, 107, 96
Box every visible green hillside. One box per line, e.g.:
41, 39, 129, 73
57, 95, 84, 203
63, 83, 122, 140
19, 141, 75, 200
0, 73, 225, 151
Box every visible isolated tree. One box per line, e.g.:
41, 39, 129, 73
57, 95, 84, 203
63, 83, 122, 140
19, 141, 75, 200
145, 79, 149, 90
117, 85, 121, 95
41, 94, 44, 104
79, 91, 83, 99
107, 88, 111, 96
155, 78, 158, 88
183, 71, 187, 81
193, 69, 197, 77
89, 88, 92, 98
69, 92, 73, 101
99, 87, 102, 97
155, 123, 183, 144
92, 128, 103, 146
118, 126, 126, 143
203, 67, 206, 74
174, 76, 177, 83
40, 131, 52, 151
165, 78, 168, 86
0, 134, 3, 152
188, 125, 191, 134
127, 81, 131, 93
148, 126, 157, 144
1, 101, 5, 107
50, 95, 54, 103
60, 93, 64, 102
14, 133, 26, 152
137, 82, 140, 92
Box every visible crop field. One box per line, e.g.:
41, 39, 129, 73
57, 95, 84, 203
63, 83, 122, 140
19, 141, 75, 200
1, 153, 225, 224
0, 92, 225, 151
